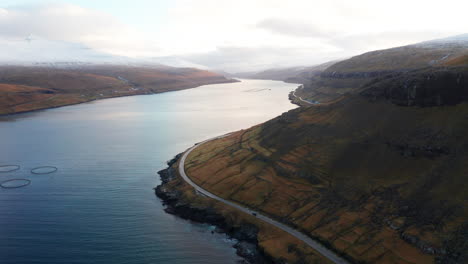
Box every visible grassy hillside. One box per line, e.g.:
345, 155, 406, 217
0, 65, 235, 115
175, 40, 468, 263
443, 55, 468, 67
325, 43, 468, 73
289, 40, 468, 107
186, 96, 468, 263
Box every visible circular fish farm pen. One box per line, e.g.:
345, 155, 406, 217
31, 166, 58, 175
0, 179, 31, 189
0, 165, 20, 173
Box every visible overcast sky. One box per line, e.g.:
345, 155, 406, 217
0, 0, 467, 72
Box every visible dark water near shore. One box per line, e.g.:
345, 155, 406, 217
0, 79, 297, 264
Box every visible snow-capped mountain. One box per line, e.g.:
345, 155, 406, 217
435, 33, 468, 43
419, 33, 468, 47
0, 37, 211, 69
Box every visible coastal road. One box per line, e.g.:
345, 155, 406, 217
292, 89, 316, 105
178, 135, 350, 264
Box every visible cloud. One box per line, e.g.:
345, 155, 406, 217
180, 29, 463, 73
162, 0, 468, 71
0, 3, 161, 57
182, 45, 340, 73
256, 18, 333, 38
0, 0, 467, 71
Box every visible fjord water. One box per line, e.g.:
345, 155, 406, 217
0, 79, 297, 264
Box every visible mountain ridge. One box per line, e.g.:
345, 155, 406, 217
0, 64, 237, 115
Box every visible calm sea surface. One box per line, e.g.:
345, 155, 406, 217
0, 79, 297, 264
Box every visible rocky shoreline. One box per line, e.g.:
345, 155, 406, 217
154, 154, 280, 264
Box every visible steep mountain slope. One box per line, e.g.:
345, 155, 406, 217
293, 36, 468, 105
159, 36, 468, 263
0, 65, 235, 115
186, 93, 468, 263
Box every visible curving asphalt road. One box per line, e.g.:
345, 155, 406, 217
178, 135, 349, 264
292, 89, 318, 105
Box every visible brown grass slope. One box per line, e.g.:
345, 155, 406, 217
443, 55, 468, 67
184, 43, 468, 263
187, 95, 468, 264
0, 65, 234, 115
326, 43, 468, 73
161, 158, 335, 264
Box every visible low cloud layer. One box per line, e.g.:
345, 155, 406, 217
183, 45, 340, 73
0, 0, 467, 72
181, 30, 455, 72
257, 18, 334, 39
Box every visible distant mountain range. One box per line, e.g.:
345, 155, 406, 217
235, 60, 340, 83
0, 36, 243, 115
0, 64, 237, 115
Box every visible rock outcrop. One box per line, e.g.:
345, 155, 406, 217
361, 68, 468, 107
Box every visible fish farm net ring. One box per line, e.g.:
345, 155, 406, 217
0, 179, 31, 189
0, 165, 20, 173
31, 166, 58, 175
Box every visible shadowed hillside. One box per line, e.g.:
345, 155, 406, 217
0, 65, 236, 115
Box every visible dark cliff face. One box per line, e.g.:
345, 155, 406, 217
361, 67, 468, 107
320, 70, 395, 79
